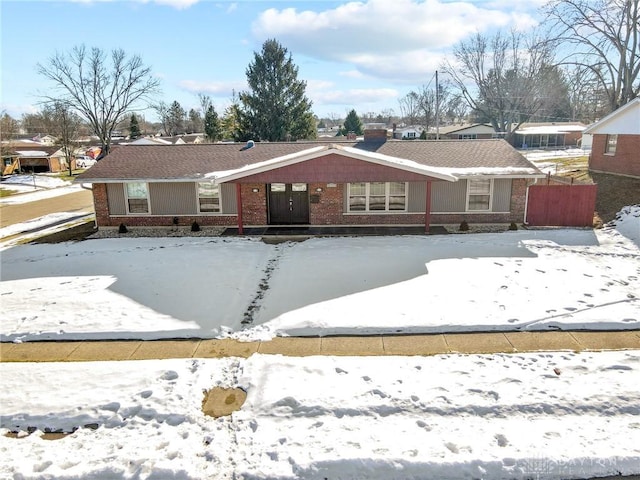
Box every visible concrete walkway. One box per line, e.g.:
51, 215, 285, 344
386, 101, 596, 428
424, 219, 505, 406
2, 330, 639, 362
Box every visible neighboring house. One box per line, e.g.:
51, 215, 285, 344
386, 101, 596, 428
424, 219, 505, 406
2, 146, 62, 174
512, 123, 587, 149
584, 98, 640, 178
392, 126, 423, 140
76, 129, 545, 233
439, 124, 499, 140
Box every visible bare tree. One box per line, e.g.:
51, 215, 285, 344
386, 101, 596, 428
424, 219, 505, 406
37, 45, 161, 158
443, 31, 555, 140
44, 102, 83, 175
398, 91, 421, 126
544, 0, 640, 112
445, 95, 469, 124
0, 112, 20, 158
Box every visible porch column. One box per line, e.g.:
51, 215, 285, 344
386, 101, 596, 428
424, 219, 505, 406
236, 183, 244, 235
425, 180, 432, 234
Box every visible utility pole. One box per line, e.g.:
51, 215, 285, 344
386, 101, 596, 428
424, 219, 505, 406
435, 70, 440, 140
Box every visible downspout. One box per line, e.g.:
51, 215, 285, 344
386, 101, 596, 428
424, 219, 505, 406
523, 178, 538, 226
425, 180, 432, 234
236, 183, 244, 235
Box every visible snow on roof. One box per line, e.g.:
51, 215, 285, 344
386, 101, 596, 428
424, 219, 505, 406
434, 166, 544, 177
15, 150, 50, 157
514, 125, 586, 135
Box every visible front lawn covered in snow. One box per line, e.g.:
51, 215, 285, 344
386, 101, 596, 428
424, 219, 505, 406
1, 206, 638, 342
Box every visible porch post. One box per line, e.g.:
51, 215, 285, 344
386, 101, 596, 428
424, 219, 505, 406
425, 180, 432, 234
236, 183, 244, 235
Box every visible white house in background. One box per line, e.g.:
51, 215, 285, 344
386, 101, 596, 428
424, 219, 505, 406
392, 126, 423, 139
584, 97, 640, 178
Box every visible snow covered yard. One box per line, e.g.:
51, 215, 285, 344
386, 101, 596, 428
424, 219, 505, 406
1, 204, 639, 479
1, 352, 639, 479
1, 209, 639, 341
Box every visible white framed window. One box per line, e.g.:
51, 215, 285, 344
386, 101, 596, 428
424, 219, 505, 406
459, 133, 477, 140
347, 182, 407, 212
125, 182, 149, 214
197, 182, 221, 213
466, 179, 492, 211
605, 134, 617, 154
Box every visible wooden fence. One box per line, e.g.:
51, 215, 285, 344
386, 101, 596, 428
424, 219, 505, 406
526, 182, 597, 227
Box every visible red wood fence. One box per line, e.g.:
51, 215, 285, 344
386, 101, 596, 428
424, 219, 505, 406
526, 183, 597, 227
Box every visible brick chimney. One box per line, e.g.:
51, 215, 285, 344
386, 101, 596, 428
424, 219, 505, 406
364, 129, 388, 142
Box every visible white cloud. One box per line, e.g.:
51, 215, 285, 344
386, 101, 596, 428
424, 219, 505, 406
339, 70, 365, 79
252, 0, 538, 82
312, 88, 399, 106
178, 79, 246, 96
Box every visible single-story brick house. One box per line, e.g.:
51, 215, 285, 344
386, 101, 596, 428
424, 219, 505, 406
76, 129, 545, 233
584, 98, 640, 179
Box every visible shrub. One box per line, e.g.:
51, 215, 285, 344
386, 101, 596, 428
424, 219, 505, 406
118, 223, 128, 234
509, 222, 518, 231
191, 221, 201, 232
459, 220, 469, 232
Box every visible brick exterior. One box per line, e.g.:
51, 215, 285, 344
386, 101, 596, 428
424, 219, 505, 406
589, 134, 640, 178
240, 183, 268, 225
94, 178, 531, 229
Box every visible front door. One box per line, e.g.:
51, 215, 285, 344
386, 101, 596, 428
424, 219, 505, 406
268, 183, 309, 224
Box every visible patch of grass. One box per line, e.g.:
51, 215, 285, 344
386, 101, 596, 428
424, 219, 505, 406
30, 221, 97, 244
0, 189, 16, 197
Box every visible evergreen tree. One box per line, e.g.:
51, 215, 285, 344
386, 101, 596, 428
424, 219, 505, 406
129, 114, 141, 139
340, 109, 364, 136
167, 101, 185, 136
239, 39, 315, 141
204, 105, 222, 142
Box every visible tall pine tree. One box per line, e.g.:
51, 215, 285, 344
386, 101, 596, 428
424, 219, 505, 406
240, 39, 316, 142
340, 109, 364, 136
204, 105, 222, 142
129, 114, 141, 139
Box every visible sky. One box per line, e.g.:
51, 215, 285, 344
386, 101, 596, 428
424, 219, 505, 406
0, 0, 545, 122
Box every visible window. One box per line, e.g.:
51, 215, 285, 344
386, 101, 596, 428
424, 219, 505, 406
459, 134, 477, 140
348, 182, 407, 212
467, 179, 492, 211
125, 182, 149, 214
605, 134, 618, 154
198, 182, 221, 212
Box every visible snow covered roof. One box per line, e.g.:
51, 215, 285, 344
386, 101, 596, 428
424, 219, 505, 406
514, 124, 587, 135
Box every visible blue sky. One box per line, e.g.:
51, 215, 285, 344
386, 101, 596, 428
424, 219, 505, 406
1, 0, 544, 122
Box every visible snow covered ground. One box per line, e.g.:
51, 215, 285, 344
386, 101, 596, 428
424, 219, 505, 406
1, 351, 639, 479
1, 206, 638, 342
1, 176, 639, 479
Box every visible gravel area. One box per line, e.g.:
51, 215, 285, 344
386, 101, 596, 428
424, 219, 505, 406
88, 226, 227, 239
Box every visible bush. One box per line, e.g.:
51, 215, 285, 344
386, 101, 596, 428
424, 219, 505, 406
459, 220, 469, 232
191, 221, 201, 232
118, 223, 128, 234
509, 222, 518, 231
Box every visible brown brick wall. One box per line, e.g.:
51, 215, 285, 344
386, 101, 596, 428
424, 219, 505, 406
589, 134, 640, 178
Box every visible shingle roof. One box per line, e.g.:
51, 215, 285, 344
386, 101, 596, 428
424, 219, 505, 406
76, 139, 541, 183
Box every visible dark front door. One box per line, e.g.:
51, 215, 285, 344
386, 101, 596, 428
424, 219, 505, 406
268, 183, 309, 224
